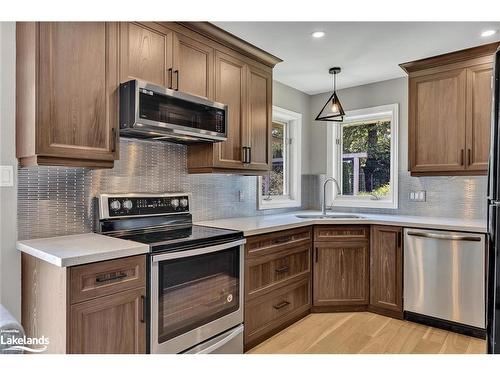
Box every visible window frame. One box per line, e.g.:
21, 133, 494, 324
258, 106, 302, 210
326, 103, 399, 209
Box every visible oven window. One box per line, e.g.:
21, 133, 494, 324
157, 247, 239, 343
139, 91, 226, 134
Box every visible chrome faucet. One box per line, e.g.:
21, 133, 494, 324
322, 177, 342, 215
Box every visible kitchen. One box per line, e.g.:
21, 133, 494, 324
1, 3, 500, 371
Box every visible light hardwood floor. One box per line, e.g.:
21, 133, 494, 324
247, 312, 486, 354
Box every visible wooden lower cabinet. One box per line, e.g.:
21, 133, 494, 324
70, 287, 146, 354
313, 241, 369, 309
244, 228, 312, 350
369, 226, 403, 319
244, 277, 310, 349
22, 254, 147, 354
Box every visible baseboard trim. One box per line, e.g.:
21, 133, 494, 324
404, 311, 486, 339
311, 305, 368, 313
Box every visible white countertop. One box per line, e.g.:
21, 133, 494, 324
17, 233, 150, 267
196, 211, 487, 236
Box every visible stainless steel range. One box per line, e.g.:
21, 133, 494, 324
97, 193, 245, 354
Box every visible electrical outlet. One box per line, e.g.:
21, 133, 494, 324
0, 166, 14, 187
409, 190, 426, 202
238, 190, 245, 202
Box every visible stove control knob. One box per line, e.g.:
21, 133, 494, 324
180, 198, 189, 208
170, 199, 179, 208
110, 200, 121, 211
123, 200, 133, 210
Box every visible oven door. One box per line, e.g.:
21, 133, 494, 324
150, 239, 245, 354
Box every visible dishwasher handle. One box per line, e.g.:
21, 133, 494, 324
406, 231, 482, 242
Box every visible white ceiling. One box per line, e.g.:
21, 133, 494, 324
214, 22, 500, 95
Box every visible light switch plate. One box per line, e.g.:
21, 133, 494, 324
0, 165, 14, 187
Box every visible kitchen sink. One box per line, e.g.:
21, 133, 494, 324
295, 213, 364, 219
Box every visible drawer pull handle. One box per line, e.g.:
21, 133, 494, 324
273, 301, 290, 310
273, 236, 291, 245
95, 272, 127, 284
275, 265, 289, 274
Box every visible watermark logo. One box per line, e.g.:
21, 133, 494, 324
1, 329, 49, 353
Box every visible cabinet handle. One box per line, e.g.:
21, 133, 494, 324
398, 231, 402, 248
315, 247, 319, 263
95, 272, 127, 284
273, 236, 291, 245
111, 128, 117, 153
467, 149, 471, 166
460, 149, 464, 166
168, 68, 173, 89
242, 146, 251, 164
140, 295, 146, 323
174, 69, 179, 91
249, 147, 252, 164
275, 265, 289, 274
273, 301, 290, 310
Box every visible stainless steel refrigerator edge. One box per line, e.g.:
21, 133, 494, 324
487, 47, 500, 354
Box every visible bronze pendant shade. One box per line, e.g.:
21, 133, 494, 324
315, 67, 345, 122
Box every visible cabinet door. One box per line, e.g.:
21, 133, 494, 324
213, 51, 246, 169
70, 287, 146, 354
246, 64, 272, 170
370, 226, 403, 318
313, 241, 369, 306
173, 32, 214, 99
466, 63, 493, 171
120, 22, 173, 87
38, 22, 119, 162
409, 68, 467, 173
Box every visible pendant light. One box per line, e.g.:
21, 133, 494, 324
315, 67, 345, 122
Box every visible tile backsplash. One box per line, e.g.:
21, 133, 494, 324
17, 139, 488, 240
309, 173, 487, 220
17, 139, 298, 240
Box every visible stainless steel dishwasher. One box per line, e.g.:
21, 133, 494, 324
404, 228, 486, 329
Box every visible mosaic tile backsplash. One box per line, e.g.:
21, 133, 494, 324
17, 139, 299, 240
17, 139, 488, 240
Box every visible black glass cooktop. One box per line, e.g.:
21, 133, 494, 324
109, 224, 243, 253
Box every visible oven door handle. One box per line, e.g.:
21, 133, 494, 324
152, 239, 246, 262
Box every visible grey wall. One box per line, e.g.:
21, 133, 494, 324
0, 22, 20, 320
307, 77, 487, 219
309, 77, 408, 173
273, 80, 312, 173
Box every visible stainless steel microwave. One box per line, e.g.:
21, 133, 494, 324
119, 80, 228, 144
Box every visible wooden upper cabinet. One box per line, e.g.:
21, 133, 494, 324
188, 52, 275, 174
173, 32, 214, 99
401, 42, 498, 176
246, 65, 272, 170
213, 51, 246, 169
16, 22, 119, 168
410, 68, 467, 173
120, 22, 173, 86
466, 63, 493, 171
369, 226, 403, 319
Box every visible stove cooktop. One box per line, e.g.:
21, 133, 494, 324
108, 224, 243, 253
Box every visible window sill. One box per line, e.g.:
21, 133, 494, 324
258, 198, 302, 210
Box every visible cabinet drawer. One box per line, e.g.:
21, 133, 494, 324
70, 255, 146, 304
314, 225, 369, 242
246, 227, 312, 258
246, 245, 311, 300
244, 276, 310, 347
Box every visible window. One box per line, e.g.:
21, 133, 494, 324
327, 104, 398, 209
258, 106, 302, 209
